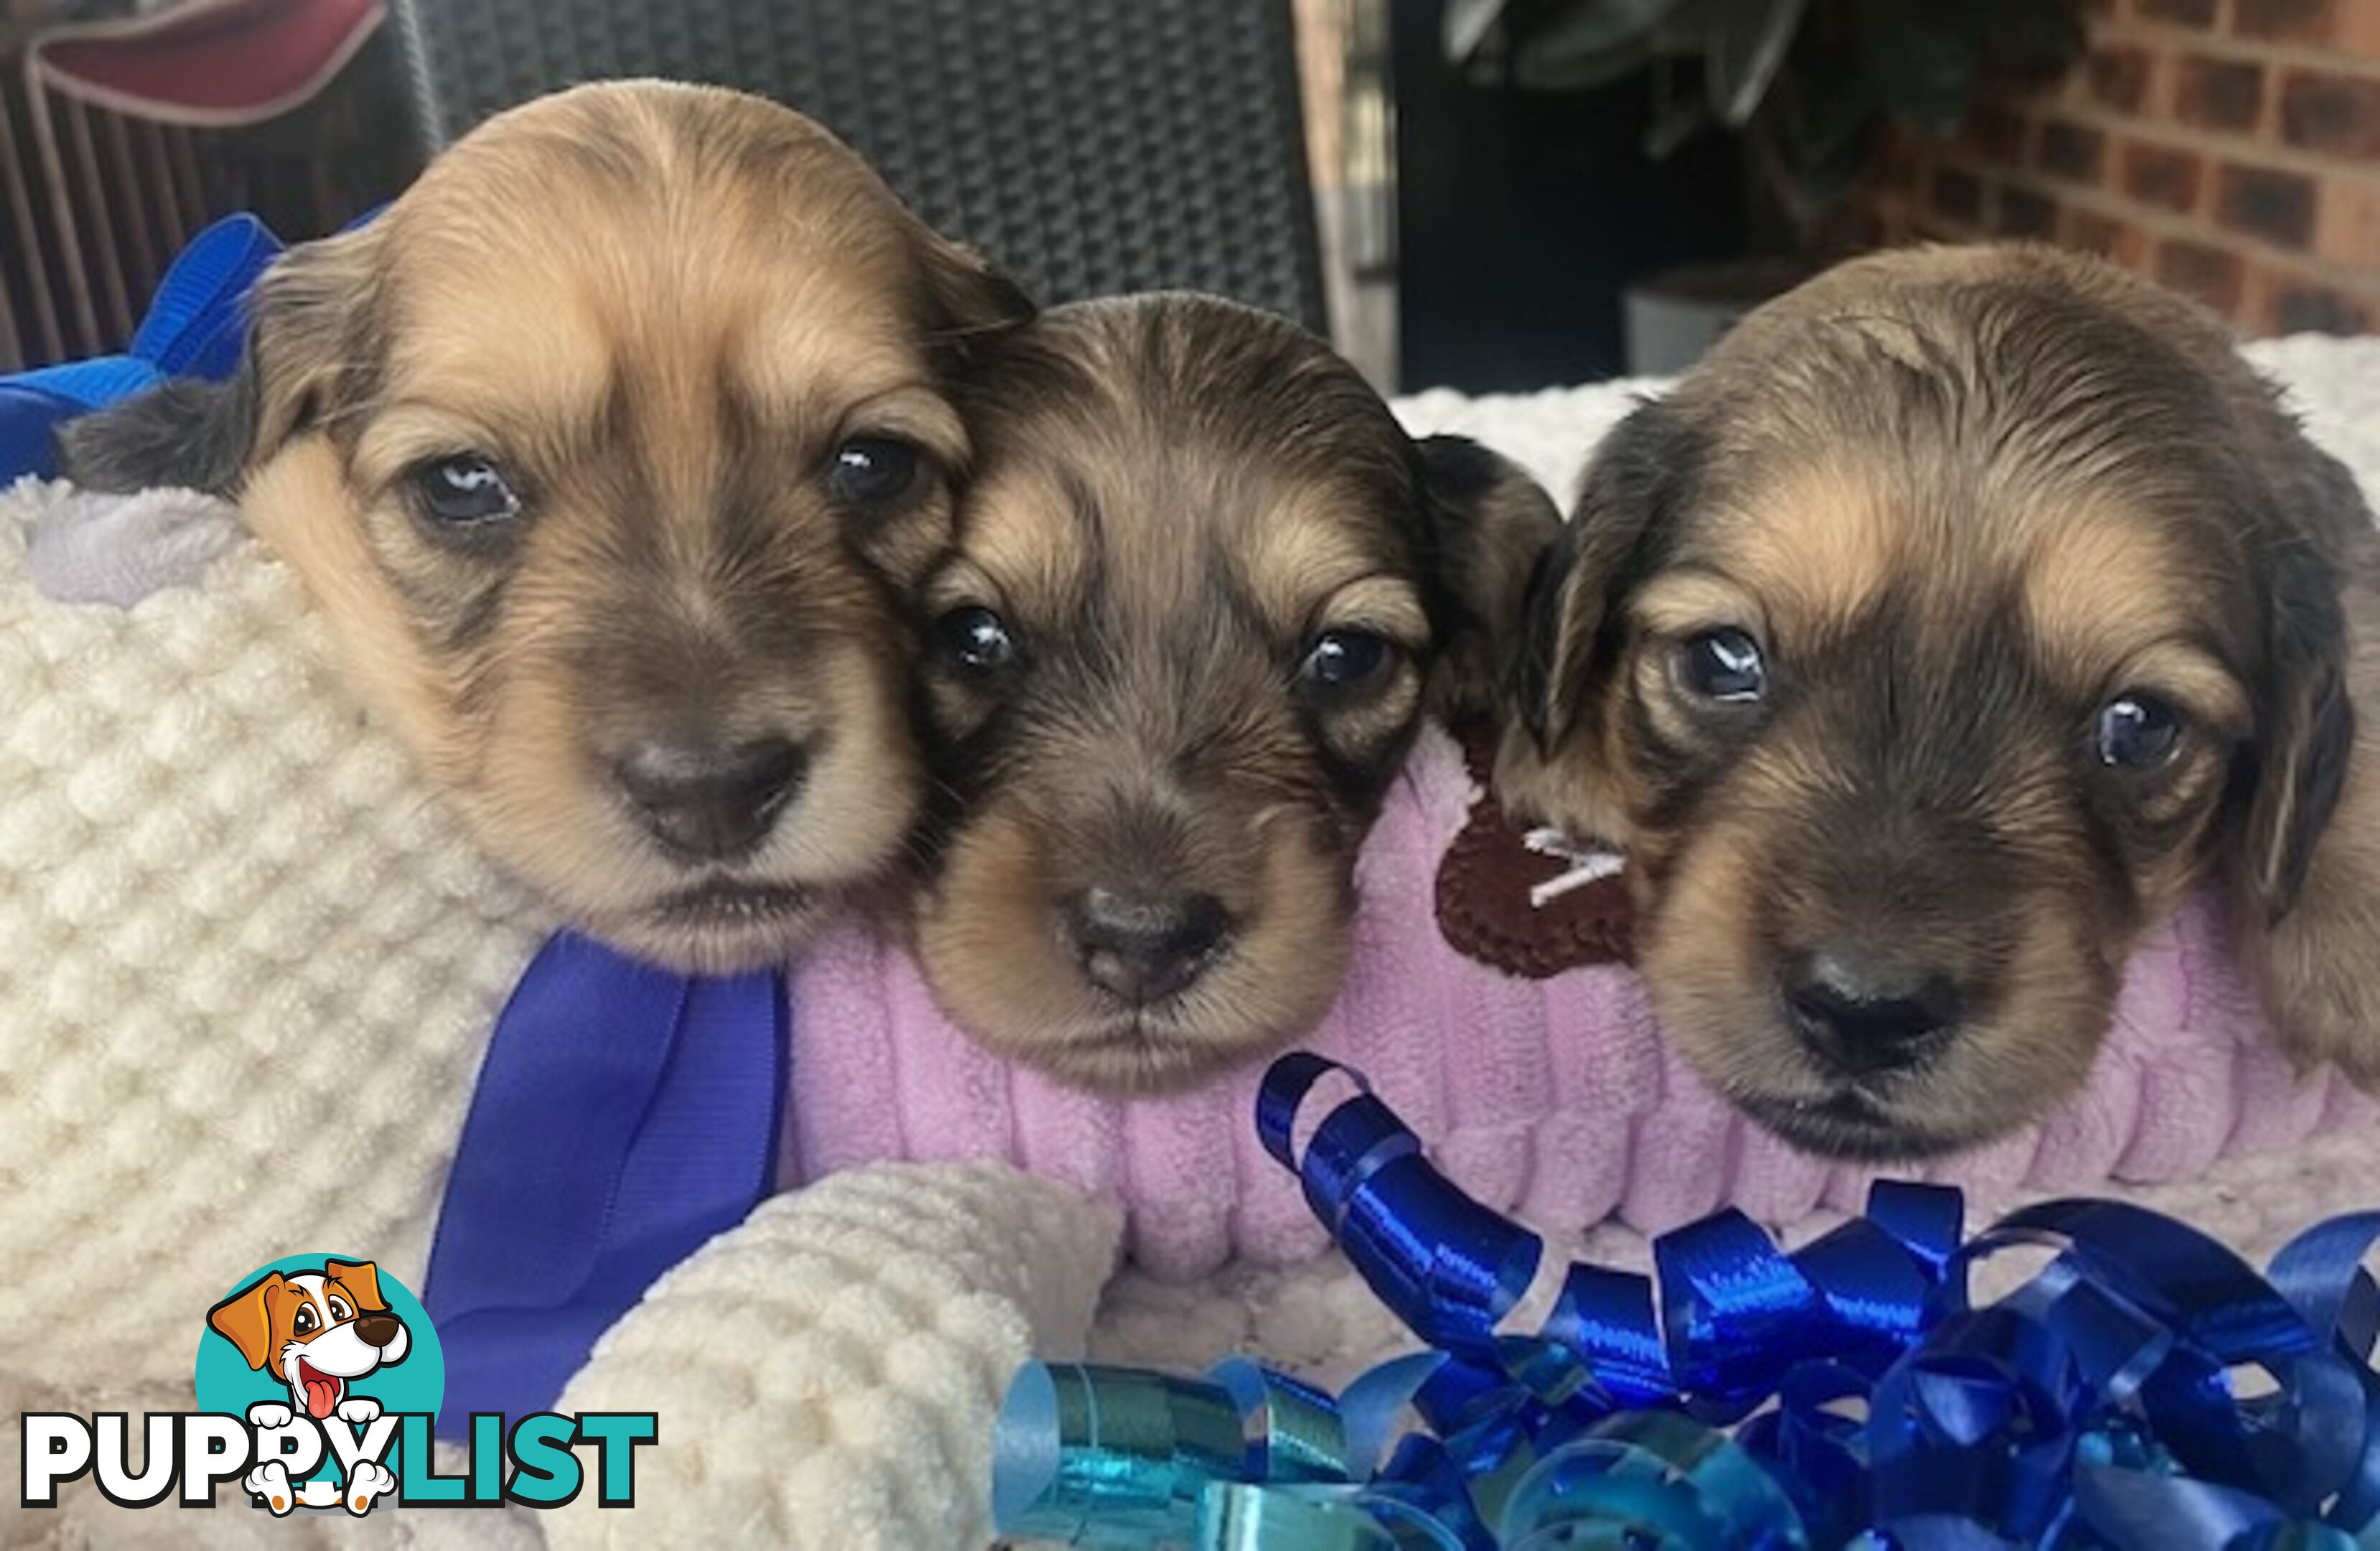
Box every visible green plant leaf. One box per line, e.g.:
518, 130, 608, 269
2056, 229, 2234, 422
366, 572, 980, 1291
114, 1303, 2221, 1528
1443, 0, 1511, 65
1847, 0, 1982, 134
1516, 30, 1662, 90
1510, 0, 1691, 80
1643, 89, 1712, 156
1705, 0, 1810, 126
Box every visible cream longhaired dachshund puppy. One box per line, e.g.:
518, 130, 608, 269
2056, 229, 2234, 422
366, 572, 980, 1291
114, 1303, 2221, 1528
1501, 243, 2380, 1158
64, 80, 1032, 972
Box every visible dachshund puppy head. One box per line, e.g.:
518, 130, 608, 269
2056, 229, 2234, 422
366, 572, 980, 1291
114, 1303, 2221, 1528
62, 80, 1032, 973
1504, 243, 2372, 1157
913, 295, 1557, 1092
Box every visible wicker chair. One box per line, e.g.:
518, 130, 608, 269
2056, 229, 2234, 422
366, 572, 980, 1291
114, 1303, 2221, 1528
386, 0, 1327, 332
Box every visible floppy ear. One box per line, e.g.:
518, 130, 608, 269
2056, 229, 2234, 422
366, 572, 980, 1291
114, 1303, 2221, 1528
1413, 434, 1561, 723
2239, 506, 2356, 926
324, 1259, 387, 1313
57, 224, 381, 497
1511, 396, 1701, 753
1486, 396, 1702, 839
206, 1272, 284, 1371
919, 229, 1037, 359
2229, 426, 2380, 1086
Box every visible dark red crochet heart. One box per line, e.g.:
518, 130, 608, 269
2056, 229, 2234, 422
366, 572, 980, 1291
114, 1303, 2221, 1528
1433, 727, 1635, 978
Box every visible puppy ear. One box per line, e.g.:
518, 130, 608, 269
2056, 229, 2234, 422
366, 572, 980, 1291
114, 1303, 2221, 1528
207, 1272, 283, 1371
56, 225, 381, 496
1511, 396, 1700, 753
2230, 427, 2380, 1086
2241, 505, 2356, 924
54, 369, 258, 495
1414, 434, 1561, 723
324, 1259, 386, 1313
920, 230, 1037, 356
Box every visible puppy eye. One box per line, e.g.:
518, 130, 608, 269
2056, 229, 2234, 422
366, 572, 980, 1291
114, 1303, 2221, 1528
292, 1307, 316, 1335
327, 1297, 352, 1321
935, 605, 1016, 675
2096, 693, 2183, 768
827, 436, 924, 508
1298, 629, 1396, 694
1676, 628, 1768, 703
409, 455, 520, 528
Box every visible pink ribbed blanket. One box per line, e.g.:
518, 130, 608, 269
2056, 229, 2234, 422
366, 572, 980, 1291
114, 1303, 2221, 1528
783, 724, 2376, 1280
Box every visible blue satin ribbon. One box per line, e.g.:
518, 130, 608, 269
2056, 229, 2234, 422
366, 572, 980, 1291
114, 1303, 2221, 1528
1, 212, 280, 480
995, 1051, 2380, 1549
421, 932, 788, 1432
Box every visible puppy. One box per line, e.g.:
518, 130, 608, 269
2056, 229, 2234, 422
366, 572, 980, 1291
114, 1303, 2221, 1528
1501, 243, 2380, 1159
207, 1260, 411, 1422
62, 80, 1031, 972
912, 294, 1558, 1091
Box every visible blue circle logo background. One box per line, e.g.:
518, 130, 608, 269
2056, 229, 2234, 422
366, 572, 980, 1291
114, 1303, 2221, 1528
193, 1254, 444, 1486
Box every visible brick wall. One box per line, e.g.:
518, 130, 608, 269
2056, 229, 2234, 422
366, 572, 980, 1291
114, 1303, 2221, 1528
1857, 0, 2380, 336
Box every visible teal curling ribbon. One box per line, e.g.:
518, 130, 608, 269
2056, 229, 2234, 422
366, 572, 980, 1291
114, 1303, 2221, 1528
991, 1053, 2380, 1548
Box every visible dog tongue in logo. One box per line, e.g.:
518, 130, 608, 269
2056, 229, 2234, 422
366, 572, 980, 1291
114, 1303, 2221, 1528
299, 1359, 342, 1419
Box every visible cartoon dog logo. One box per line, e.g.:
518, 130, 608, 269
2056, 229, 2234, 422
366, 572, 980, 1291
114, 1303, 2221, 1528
206, 1259, 409, 1513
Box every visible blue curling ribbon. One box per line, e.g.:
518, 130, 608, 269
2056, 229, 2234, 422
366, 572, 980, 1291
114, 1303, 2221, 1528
994, 1051, 2380, 1548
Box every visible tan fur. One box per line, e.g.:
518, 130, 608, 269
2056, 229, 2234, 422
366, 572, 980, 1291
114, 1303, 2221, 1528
910, 295, 1559, 1092
93, 82, 1033, 972
1501, 241, 2380, 1156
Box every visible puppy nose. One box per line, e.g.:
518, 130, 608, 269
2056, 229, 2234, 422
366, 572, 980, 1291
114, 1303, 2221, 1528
614, 737, 808, 862
352, 1313, 402, 1349
1784, 949, 1963, 1076
1064, 886, 1231, 1005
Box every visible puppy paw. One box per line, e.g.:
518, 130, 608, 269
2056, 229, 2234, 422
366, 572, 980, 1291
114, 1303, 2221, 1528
335, 1396, 382, 1425
2277, 983, 2380, 1088
2260, 917, 2380, 1088
243, 1461, 294, 1515
342, 1459, 397, 1516
245, 1401, 293, 1430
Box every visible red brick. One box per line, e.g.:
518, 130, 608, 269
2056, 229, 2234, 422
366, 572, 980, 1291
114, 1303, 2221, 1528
2138, 0, 2218, 22
2173, 55, 2265, 132
2338, 9, 2380, 59
1963, 102, 2032, 163
2087, 46, 2154, 113
2251, 266, 2377, 335
2156, 238, 2246, 313
2119, 141, 2204, 211
2216, 163, 2317, 248
2315, 175, 2380, 266
2038, 119, 2106, 181
2267, 279, 2371, 335
2063, 208, 2147, 266
1874, 134, 1922, 195
2234, 0, 2335, 42
1996, 186, 2060, 238
2281, 69, 2380, 158
1930, 164, 1985, 223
